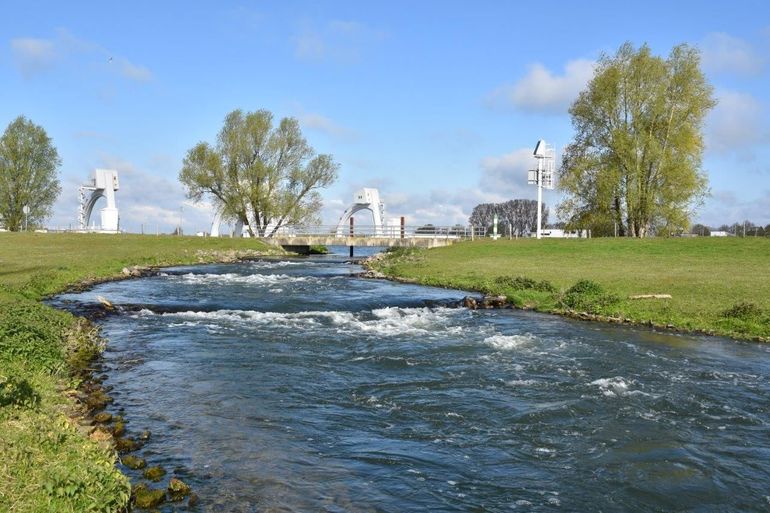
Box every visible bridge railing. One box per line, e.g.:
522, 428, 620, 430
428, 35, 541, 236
271, 224, 489, 240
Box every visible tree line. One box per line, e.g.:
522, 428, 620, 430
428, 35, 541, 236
468, 200, 548, 237
691, 222, 770, 237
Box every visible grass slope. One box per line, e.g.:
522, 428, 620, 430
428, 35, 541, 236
372, 237, 770, 340
0, 233, 278, 512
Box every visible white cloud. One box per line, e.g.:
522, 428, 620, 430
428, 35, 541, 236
115, 58, 153, 82
293, 19, 385, 63
479, 148, 537, 196
8, 29, 153, 83
488, 59, 595, 114
699, 189, 770, 226
298, 112, 356, 140
701, 32, 765, 76
11, 38, 57, 77
706, 90, 770, 156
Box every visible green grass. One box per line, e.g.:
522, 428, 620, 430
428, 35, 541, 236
371, 237, 770, 340
0, 232, 278, 512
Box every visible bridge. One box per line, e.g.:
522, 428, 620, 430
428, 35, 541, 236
261, 225, 480, 255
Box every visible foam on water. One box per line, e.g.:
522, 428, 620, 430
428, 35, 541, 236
171, 272, 308, 285
483, 334, 536, 351
590, 376, 649, 398
140, 306, 465, 338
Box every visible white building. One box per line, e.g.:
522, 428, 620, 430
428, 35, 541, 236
533, 229, 590, 238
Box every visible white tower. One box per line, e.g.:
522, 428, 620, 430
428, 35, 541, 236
336, 188, 385, 236
528, 140, 555, 239
79, 169, 120, 232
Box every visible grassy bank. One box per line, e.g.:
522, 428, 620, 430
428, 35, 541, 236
0, 232, 280, 512
370, 237, 770, 341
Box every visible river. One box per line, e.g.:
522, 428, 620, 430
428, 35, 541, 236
55, 251, 770, 512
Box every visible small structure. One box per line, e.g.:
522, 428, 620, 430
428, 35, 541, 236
79, 169, 119, 232
537, 229, 590, 238
335, 188, 385, 236
710, 231, 730, 237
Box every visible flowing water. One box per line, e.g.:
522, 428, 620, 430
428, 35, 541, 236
55, 252, 770, 512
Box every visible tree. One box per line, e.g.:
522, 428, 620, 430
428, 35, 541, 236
180, 109, 339, 237
0, 116, 61, 231
558, 43, 716, 237
690, 223, 711, 236
469, 199, 547, 236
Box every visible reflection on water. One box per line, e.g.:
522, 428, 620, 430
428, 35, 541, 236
56, 255, 770, 512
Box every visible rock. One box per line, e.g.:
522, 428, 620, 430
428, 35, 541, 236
89, 427, 112, 443
115, 436, 140, 453
139, 430, 151, 441
168, 477, 192, 501
480, 295, 508, 309
112, 421, 126, 437
122, 267, 131, 276
96, 295, 114, 310
143, 466, 166, 482
188, 493, 200, 507
121, 455, 146, 470
133, 483, 166, 509
85, 390, 113, 410
93, 412, 112, 423
462, 296, 478, 309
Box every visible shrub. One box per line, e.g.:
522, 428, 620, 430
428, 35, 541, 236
560, 279, 620, 313
0, 375, 41, 409
496, 276, 557, 293
721, 302, 763, 321
0, 298, 70, 374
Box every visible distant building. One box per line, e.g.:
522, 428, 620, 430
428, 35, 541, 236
710, 231, 731, 237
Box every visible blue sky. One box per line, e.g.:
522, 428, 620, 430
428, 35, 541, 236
2, 0, 769, 233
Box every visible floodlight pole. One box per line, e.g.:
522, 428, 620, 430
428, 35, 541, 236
536, 158, 543, 240
529, 139, 553, 240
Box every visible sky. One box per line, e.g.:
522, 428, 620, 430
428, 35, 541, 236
2, 0, 769, 233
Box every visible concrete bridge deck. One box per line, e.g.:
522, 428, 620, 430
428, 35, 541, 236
266, 235, 458, 253
257, 225, 478, 254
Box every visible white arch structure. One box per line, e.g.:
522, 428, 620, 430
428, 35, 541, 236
210, 209, 245, 237
335, 188, 385, 236
79, 169, 119, 232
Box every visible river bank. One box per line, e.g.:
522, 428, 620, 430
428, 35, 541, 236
0, 233, 283, 512
364, 238, 770, 342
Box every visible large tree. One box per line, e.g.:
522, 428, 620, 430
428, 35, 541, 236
558, 43, 715, 237
0, 116, 61, 231
180, 109, 339, 237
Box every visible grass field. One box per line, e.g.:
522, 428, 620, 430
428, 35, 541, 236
0, 232, 277, 512
370, 237, 770, 341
